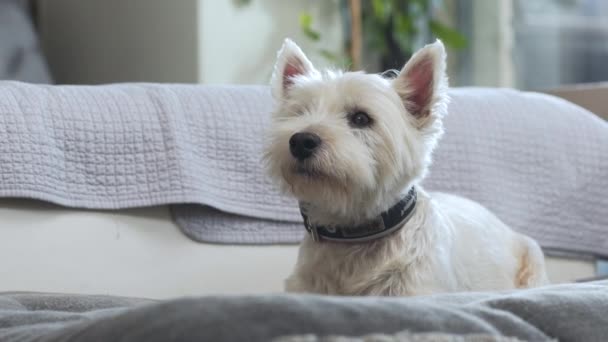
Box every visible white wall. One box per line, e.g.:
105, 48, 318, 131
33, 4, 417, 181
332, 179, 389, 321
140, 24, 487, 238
470, 0, 514, 87
36, 0, 343, 85
37, 0, 200, 84
198, 0, 343, 84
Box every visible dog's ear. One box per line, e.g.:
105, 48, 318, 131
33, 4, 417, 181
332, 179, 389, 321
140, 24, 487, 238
393, 40, 448, 126
271, 38, 316, 100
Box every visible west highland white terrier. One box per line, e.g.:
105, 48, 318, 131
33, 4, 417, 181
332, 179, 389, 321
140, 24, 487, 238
265, 39, 548, 296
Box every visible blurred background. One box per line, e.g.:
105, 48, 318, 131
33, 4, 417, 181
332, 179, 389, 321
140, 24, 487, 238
2, 0, 608, 91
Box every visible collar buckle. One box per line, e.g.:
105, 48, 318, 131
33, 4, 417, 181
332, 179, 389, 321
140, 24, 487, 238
309, 224, 321, 242
301, 205, 321, 242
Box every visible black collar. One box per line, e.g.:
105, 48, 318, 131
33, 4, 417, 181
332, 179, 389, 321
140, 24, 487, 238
299, 187, 417, 243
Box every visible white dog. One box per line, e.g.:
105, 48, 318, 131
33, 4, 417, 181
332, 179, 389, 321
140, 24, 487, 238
265, 38, 548, 296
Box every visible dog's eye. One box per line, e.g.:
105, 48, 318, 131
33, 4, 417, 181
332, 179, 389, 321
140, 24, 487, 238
349, 111, 372, 128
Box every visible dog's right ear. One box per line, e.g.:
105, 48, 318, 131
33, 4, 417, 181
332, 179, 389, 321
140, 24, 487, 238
270, 39, 316, 100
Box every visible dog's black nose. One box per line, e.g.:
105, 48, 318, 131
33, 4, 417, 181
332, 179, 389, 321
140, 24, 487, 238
289, 132, 321, 161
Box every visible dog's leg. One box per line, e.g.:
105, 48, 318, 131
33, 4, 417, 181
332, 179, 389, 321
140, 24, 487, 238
515, 235, 549, 288
285, 274, 313, 293
349, 260, 421, 296
285, 272, 338, 294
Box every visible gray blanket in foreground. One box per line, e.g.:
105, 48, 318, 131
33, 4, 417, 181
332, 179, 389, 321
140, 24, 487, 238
1, 281, 607, 342
0, 82, 606, 255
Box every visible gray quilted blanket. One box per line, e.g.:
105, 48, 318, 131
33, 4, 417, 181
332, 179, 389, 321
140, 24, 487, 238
1, 281, 607, 341
0, 81, 606, 255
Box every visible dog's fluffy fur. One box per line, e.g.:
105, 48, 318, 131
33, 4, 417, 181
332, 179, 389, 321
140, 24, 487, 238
265, 39, 548, 296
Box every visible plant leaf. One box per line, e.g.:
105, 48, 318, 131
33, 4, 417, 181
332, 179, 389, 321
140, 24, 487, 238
410, 0, 431, 12
300, 12, 312, 28
234, 0, 252, 7
363, 18, 388, 54
319, 49, 337, 61
299, 12, 321, 41
318, 49, 351, 70
394, 13, 414, 33
429, 20, 467, 49
371, 0, 390, 24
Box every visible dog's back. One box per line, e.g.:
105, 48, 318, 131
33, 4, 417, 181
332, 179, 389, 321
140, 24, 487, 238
432, 192, 549, 290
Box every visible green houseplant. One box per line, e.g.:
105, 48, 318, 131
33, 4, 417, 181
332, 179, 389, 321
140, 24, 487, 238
239, 0, 466, 71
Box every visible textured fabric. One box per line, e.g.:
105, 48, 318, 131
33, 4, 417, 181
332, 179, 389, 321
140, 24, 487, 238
0, 1, 52, 83
0, 82, 606, 256
0, 81, 288, 214
275, 331, 533, 342
0, 281, 606, 342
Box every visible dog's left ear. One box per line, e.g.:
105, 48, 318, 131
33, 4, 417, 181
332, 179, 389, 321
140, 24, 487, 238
270, 38, 317, 100
393, 40, 448, 127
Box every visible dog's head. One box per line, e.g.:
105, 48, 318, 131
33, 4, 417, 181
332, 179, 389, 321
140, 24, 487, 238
264, 39, 449, 219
